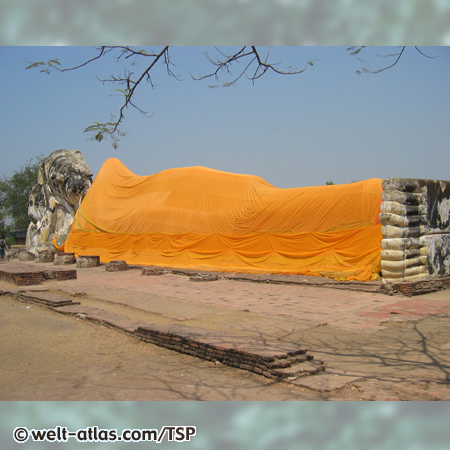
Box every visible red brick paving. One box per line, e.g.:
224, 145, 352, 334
3, 260, 450, 333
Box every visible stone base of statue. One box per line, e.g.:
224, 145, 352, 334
36, 250, 56, 263
54, 252, 76, 265
105, 260, 130, 272
76, 255, 100, 268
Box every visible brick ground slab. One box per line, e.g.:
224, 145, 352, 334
19, 291, 79, 308
135, 323, 323, 380
13, 288, 325, 383
0, 266, 43, 285
0, 261, 76, 286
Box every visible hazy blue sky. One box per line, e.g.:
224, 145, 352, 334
1, 46, 449, 188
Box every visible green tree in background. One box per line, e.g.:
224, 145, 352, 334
0, 156, 40, 242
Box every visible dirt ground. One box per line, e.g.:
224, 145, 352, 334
1, 260, 450, 401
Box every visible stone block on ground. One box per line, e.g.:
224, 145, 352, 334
43, 269, 77, 281
0, 266, 43, 285
54, 269, 77, 281
36, 250, 55, 263
12, 272, 43, 285
54, 252, 76, 265
76, 255, 100, 268
106, 260, 130, 272
18, 250, 36, 261
142, 267, 165, 276
5, 248, 21, 260
189, 274, 219, 282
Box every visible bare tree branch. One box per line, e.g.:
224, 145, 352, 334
26, 46, 175, 147
104, 46, 170, 135
349, 46, 439, 75
26, 46, 109, 73
192, 46, 314, 88
26, 46, 438, 148
414, 46, 439, 59
27, 46, 317, 146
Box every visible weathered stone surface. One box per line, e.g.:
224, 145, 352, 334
4, 248, 20, 260
53, 269, 77, 280
381, 249, 424, 261
380, 201, 425, 216
189, 274, 219, 282
382, 190, 425, 205
381, 225, 423, 239
380, 177, 450, 284
379, 213, 425, 228
381, 238, 422, 250
423, 234, 450, 277
18, 250, 36, 261
54, 252, 76, 265
425, 180, 450, 231
382, 178, 420, 192
381, 257, 426, 271
382, 265, 428, 279
105, 260, 129, 272
26, 150, 92, 255
142, 267, 165, 276
42, 269, 77, 281
36, 250, 55, 263
76, 255, 100, 268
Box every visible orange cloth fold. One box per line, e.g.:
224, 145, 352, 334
65, 159, 382, 280
52, 235, 65, 252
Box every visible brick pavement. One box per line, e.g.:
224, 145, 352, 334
57, 265, 450, 332
3, 260, 450, 333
